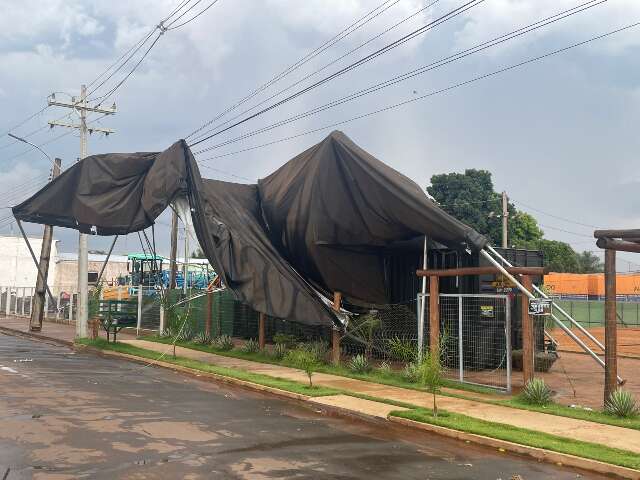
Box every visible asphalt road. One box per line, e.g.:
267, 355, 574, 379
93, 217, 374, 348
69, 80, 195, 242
0, 333, 602, 480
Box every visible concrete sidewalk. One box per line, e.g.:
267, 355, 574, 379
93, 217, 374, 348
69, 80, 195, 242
124, 339, 640, 455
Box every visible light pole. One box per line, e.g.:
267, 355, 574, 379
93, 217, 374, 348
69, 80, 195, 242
7, 133, 61, 331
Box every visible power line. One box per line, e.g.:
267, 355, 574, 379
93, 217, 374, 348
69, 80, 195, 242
196, 21, 640, 162
511, 197, 600, 229
188, 0, 438, 143
167, 0, 221, 30
539, 223, 593, 238
185, 0, 404, 140
188, 0, 485, 147
193, 0, 604, 154
0, 106, 49, 138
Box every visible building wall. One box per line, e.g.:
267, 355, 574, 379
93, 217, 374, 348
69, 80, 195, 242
0, 235, 57, 287
544, 272, 640, 296
53, 259, 128, 291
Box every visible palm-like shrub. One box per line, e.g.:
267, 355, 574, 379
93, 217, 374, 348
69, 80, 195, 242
402, 362, 420, 383
193, 331, 212, 345
520, 378, 552, 406
241, 338, 260, 354
605, 389, 639, 418
348, 354, 371, 374
271, 342, 288, 360
212, 334, 234, 351
387, 336, 417, 363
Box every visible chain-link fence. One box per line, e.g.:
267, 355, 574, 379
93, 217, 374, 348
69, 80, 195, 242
420, 293, 511, 391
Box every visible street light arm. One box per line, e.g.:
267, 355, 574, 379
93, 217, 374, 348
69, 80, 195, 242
7, 133, 55, 167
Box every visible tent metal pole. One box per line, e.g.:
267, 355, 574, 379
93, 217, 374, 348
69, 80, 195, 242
481, 247, 622, 383
486, 244, 606, 351
417, 236, 428, 361
15, 219, 57, 307
96, 235, 118, 287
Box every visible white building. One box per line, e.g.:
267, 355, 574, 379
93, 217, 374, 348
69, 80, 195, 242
0, 235, 58, 288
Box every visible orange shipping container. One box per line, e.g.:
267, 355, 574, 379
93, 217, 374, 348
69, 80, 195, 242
544, 272, 640, 296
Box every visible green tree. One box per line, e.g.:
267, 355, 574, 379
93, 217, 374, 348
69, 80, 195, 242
427, 169, 542, 246
523, 239, 580, 272
576, 251, 603, 273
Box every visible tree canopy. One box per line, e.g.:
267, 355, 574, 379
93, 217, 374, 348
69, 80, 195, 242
427, 169, 601, 273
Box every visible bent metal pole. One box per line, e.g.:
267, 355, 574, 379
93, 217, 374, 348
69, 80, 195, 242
486, 244, 605, 352
480, 248, 623, 383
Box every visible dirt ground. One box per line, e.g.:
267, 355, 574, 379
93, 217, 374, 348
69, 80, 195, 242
553, 326, 640, 358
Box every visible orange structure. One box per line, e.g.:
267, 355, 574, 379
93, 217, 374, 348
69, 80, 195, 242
544, 272, 640, 296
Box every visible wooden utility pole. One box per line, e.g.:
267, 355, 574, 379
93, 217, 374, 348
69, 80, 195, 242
501, 191, 509, 248
521, 275, 534, 384
206, 287, 213, 338
604, 248, 617, 404
29, 158, 62, 332
332, 292, 342, 365
429, 276, 440, 356
169, 209, 178, 289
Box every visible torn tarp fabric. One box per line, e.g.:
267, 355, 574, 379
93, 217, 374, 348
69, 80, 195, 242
12, 131, 487, 326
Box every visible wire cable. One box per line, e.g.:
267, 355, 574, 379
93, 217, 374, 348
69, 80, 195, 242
167, 0, 221, 30
193, 0, 604, 154
196, 21, 639, 162
185, 0, 402, 140
511, 197, 600, 229
188, 0, 484, 147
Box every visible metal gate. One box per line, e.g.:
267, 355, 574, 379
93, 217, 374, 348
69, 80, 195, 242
418, 293, 511, 392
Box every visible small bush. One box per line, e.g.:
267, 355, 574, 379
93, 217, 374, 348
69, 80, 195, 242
273, 333, 298, 348
605, 389, 639, 418
520, 378, 552, 406
377, 361, 392, 375
348, 354, 371, 374
285, 349, 318, 387
271, 342, 288, 360
402, 362, 420, 383
193, 331, 212, 345
418, 350, 444, 417
387, 336, 417, 363
241, 338, 260, 354
212, 335, 234, 351
299, 341, 329, 364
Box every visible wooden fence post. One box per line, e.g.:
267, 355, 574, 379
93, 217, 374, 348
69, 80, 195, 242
206, 288, 213, 338
429, 276, 440, 356
332, 292, 342, 365
604, 248, 618, 405
258, 312, 266, 350
521, 275, 534, 384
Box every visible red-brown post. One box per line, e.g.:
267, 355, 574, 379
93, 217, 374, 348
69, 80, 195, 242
604, 248, 617, 404
521, 275, 534, 384
258, 312, 266, 350
332, 291, 342, 365
429, 276, 440, 356
205, 288, 213, 338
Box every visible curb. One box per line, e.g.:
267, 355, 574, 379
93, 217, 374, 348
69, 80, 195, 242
0, 325, 74, 347
4, 329, 638, 479
389, 416, 640, 480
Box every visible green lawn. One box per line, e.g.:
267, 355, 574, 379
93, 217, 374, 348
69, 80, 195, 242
393, 408, 640, 470
76, 338, 339, 397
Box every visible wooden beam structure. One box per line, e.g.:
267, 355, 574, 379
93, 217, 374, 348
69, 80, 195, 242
596, 237, 640, 254
521, 275, 534, 384
332, 292, 342, 365
594, 228, 640, 239
604, 249, 617, 404
417, 266, 546, 278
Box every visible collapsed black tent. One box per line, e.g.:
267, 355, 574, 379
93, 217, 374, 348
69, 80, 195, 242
13, 131, 486, 328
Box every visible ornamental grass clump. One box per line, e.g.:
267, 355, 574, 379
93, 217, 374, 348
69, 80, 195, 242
402, 362, 420, 383
348, 354, 371, 374
241, 338, 260, 354
377, 361, 392, 375
193, 331, 212, 345
212, 334, 234, 351
605, 389, 639, 418
271, 342, 288, 360
520, 378, 552, 406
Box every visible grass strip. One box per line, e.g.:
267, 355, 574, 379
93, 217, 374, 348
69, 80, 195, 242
142, 336, 640, 430
392, 408, 640, 470
76, 338, 339, 397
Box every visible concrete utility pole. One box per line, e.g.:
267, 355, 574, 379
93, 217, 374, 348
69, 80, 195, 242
30, 158, 62, 332
169, 209, 178, 289
47, 87, 116, 337
501, 191, 509, 248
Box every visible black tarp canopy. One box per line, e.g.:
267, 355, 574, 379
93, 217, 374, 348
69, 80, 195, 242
13, 131, 487, 327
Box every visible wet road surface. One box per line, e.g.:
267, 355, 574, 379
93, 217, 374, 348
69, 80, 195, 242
0, 333, 603, 479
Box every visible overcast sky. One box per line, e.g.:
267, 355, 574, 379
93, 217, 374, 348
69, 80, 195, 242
1, 0, 639, 268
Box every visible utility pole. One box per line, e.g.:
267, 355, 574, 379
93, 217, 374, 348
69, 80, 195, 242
169, 209, 178, 289
47, 87, 116, 337
29, 158, 62, 332
501, 191, 509, 248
